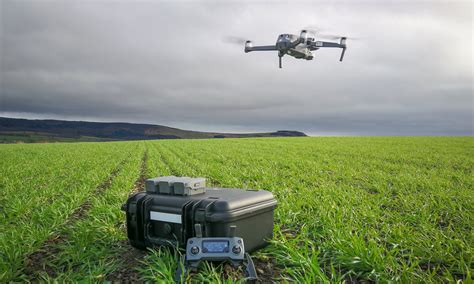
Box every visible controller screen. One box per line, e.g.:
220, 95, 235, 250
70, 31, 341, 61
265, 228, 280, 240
202, 240, 230, 253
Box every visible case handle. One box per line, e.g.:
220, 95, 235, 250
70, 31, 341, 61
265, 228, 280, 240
194, 224, 203, 238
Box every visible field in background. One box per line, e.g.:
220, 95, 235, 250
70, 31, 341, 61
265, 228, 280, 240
0, 137, 472, 282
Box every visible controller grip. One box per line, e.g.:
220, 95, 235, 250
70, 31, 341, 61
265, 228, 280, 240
244, 253, 258, 281
174, 255, 187, 283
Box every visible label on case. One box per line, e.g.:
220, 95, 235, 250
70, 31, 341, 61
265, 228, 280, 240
150, 211, 182, 224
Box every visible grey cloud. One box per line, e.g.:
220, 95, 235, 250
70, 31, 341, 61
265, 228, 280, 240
0, 0, 472, 135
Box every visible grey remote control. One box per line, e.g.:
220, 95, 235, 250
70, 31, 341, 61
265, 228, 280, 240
185, 236, 245, 262
174, 224, 257, 283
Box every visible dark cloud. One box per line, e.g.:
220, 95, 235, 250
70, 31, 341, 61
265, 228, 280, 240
1, 0, 472, 135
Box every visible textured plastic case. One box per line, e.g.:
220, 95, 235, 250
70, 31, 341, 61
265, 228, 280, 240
122, 187, 277, 252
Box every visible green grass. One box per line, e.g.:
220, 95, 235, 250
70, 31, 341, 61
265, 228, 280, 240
0, 137, 472, 283
0, 142, 134, 280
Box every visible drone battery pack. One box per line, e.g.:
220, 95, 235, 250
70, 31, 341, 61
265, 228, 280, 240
122, 180, 277, 253
146, 176, 206, 196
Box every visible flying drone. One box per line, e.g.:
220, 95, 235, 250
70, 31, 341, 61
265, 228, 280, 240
243, 30, 348, 68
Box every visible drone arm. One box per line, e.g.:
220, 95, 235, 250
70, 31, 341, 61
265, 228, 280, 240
308, 41, 344, 48
245, 45, 277, 52
339, 47, 347, 61
308, 40, 347, 61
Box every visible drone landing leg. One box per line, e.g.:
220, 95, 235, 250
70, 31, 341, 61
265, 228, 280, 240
279, 56, 282, 68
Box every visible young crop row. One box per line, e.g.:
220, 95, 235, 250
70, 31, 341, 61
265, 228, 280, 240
0, 142, 139, 282
21, 142, 146, 282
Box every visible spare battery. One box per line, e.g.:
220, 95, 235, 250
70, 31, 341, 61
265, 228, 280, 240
122, 177, 277, 253
145, 176, 176, 193
173, 177, 206, 196
146, 176, 206, 196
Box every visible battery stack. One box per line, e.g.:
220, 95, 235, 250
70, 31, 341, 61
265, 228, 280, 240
145, 176, 206, 196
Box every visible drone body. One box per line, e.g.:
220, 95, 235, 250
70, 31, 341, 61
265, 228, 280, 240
244, 30, 347, 68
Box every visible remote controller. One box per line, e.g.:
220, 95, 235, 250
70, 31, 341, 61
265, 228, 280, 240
186, 236, 245, 262
174, 224, 257, 283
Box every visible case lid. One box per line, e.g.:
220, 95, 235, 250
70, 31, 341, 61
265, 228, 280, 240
203, 188, 277, 222
203, 188, 275, 211
148, 188, 277, 223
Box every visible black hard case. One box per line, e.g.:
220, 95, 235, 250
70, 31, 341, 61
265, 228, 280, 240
122, 188, 277, 253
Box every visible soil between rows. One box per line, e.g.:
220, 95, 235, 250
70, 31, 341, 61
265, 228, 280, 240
106, 148, 148, 283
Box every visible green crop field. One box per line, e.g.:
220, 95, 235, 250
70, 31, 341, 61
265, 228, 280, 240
0, 137, 472, 283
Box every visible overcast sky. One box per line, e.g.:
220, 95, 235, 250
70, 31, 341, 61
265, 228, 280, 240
0, 0, 472, 135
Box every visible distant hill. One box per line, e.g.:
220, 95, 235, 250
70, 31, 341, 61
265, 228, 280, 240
0, 117, 307, 143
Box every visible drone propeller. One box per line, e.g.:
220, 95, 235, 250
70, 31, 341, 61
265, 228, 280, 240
301, 25, 324, 35
318, 33, 361, 40
223, 36, 249, 45
299, 26, 324, 44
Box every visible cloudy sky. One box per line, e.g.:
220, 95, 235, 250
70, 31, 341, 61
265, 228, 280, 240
0, 0, 472, 135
